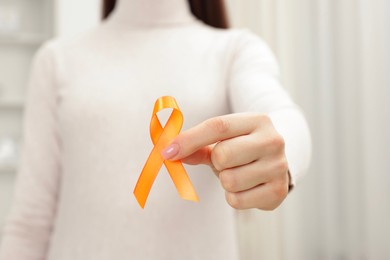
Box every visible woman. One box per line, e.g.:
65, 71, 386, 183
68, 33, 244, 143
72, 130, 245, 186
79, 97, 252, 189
0, 0, 311, 259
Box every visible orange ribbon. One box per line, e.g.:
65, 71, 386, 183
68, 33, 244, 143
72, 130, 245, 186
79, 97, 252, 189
134, 96, 199, 208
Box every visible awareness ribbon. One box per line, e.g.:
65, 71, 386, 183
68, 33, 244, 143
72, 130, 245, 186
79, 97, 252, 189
134, 96, 199, 208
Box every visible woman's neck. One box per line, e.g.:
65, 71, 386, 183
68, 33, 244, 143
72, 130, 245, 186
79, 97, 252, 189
109, 0, 195, 27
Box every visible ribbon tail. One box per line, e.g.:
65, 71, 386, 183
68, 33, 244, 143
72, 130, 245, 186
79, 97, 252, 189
165, 160, 199, 202
134, 147, 164, 208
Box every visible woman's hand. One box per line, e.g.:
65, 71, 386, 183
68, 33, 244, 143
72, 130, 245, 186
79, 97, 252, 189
161, 113, 290, 210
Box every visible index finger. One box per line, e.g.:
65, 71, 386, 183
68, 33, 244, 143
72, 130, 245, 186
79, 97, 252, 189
162, 113, 262, 160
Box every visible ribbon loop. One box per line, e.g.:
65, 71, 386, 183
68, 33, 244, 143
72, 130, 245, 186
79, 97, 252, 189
134, 96, 199, 208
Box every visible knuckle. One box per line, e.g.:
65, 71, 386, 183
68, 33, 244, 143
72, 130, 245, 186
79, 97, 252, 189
220, 170, 238, 192
211, 144, 231, 171
257, 182, 288, 211
275, 157, 289, 173
269, 133, 285, 150
206, 117, 230, 135
256, 114, 271, 124
259, 203, 278, 211
225, 192, 243, 210
272, 181, 289, 201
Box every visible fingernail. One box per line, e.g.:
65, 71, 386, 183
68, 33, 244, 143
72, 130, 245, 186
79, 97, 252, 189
161, 143, 179, 160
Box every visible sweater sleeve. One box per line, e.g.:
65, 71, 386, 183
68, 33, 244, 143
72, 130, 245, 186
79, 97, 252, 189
228, 30, 311, 186
0, 43, 61, 260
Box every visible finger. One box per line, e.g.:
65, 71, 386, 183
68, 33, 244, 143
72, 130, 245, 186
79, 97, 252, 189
180, 145, 222, 176
219, 155, 288, 193
225, 178, 289, 210
180, 146, 212, 166
162, 113, 264, 160
211, 135, 261, 171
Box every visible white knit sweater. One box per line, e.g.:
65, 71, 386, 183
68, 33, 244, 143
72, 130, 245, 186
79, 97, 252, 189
0, 0, 311, 259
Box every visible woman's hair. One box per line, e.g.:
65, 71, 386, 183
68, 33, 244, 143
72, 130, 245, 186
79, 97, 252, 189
102, 0, 229, 29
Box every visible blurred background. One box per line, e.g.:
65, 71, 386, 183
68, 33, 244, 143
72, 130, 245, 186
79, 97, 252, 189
0, 0, 388, 259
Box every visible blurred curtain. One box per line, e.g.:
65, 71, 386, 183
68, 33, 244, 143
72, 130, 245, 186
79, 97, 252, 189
226, 0, 389, 259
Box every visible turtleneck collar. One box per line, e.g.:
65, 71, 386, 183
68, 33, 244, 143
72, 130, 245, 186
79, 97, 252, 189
107, 0, 196, 27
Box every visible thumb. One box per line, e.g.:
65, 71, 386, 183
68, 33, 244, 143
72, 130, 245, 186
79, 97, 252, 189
161, 140, 213, 166
161, 142, 219, 175
179, 146, 213, 166
180, 146, 220, 176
